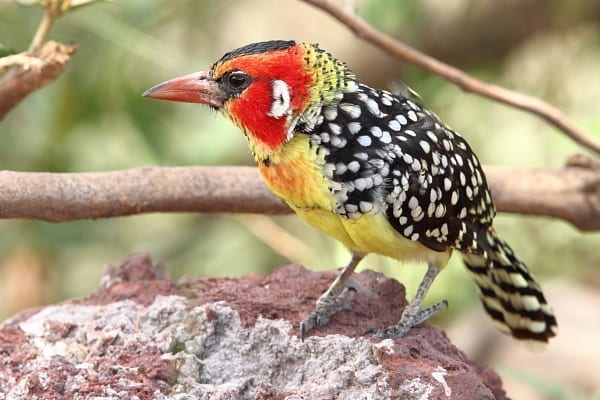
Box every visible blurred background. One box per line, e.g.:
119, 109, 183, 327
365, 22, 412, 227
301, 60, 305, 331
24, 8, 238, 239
0, 0, 599, 398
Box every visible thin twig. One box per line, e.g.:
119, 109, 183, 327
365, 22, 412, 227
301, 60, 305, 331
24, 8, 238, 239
0, 160, 598, 231
300, 0, 600, 155
29, 1, 63, 52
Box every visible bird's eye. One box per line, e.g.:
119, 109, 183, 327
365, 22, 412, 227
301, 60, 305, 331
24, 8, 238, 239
223, 71, 251, 92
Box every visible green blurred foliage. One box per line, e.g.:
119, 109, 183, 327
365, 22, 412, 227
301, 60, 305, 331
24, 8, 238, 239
1, 0, 599, 397
0, 0, 598, 310
0, 0, 598, 355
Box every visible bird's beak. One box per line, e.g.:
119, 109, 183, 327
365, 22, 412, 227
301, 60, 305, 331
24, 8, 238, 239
142, 71, 225, 108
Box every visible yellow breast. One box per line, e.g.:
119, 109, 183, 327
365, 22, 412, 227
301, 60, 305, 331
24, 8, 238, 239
258, 135, 451, 268
258, 135, 332, 210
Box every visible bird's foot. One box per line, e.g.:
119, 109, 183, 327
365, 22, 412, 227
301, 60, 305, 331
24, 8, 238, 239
365, 300, 448, 339
300, 286, 356, 340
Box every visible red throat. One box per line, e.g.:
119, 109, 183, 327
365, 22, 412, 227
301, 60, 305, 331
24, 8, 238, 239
219, 45, 313, 151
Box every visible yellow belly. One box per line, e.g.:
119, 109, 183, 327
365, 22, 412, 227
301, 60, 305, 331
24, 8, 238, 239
293, 206, 451, 268
258, 135, 451, 268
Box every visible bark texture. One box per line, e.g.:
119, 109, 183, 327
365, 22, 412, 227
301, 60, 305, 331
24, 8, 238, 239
0, 155, 599, 231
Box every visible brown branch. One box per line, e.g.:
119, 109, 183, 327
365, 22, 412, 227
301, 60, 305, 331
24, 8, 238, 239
0, 158, 598, 231
0, 41, 77, 120
300, 0, 600, 155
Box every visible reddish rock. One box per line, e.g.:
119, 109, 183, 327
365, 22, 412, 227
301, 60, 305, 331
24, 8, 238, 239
0, 254, 507, 399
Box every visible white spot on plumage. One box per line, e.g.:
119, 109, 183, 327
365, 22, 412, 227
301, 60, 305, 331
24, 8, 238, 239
372, 174, 383, 186
442, 139, 452, 152
406, 100, 419, 110
441, 155, 448, 168
330, 136, 347, 148
435, 203, 446, 218
357, 135, 372, 147
347, 160, 360, 173
388, 120, 401, 131
380, 130, 392, 144
430, 188, 438, 203
471, 175, 478, 187
347, 121, 362, 135
440, 223, 449, 236
411, 159, 421, 172
476, 170, 483, 186
268, 80, 291, 118
335, 162, 347, 174
344, 80, 358, 92
396, 114, 408, 125
323, 163, 335, 178
370, 126, 383, 137
323, 106, 338, 121
346, 204, 358, 213
455, 153, 464, 166
419, 140, 431, 154
359, 201, 373, 213
398, 191, 407, 203
392, 205, 401, 218
427, 202, 436, 217
411, 205, 423, 219
365, 98, 381, 116
340, 102, 361, 119
408, 196, 419, 209
466, 186, 473, 199
407, 110, 418, 122
381, 95, 392, 106
328, 123, 341, 135
403, 225, 413, 236
427, 131, 438, 143
450, 191, 459, 205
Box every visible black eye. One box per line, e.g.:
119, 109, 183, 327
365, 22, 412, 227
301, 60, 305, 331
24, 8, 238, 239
223, 71, 251, 92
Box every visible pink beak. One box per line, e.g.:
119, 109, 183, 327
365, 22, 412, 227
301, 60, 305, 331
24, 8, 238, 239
142, 71, 225, 108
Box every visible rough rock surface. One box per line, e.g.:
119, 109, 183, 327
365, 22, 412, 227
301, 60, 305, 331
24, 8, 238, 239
0, 254, 506, 400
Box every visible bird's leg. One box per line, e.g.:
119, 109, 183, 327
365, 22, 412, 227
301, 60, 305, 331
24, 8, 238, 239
366, 264, 447, 338
300, 252, 365, 339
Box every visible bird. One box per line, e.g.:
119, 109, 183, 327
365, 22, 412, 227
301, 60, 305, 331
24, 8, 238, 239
143, 40, 557, 344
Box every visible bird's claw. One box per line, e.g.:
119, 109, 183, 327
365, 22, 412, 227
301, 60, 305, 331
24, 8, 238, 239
364, 300, 448, 339
300, 286, 357, 341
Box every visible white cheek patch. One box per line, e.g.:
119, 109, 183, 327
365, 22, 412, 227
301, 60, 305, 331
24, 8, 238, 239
268, 80, 291, 119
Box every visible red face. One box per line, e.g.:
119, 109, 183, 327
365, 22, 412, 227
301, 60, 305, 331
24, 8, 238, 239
143, 44, 314, 151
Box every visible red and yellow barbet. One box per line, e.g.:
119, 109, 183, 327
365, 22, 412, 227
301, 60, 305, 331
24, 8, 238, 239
144, 40, 557, 345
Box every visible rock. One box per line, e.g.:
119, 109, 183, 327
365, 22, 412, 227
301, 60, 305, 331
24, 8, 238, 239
0, 254, 506, 399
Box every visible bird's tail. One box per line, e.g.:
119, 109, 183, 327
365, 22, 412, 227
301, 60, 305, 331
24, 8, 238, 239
461, 228, 557, 345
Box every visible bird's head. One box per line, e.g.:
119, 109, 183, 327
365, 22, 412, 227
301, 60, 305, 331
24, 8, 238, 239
143, 40, 355, 158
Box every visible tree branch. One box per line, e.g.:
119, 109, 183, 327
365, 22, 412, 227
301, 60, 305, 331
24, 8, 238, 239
0, 158, 598, 231
300, 0, 600, 155
0, 41, 77, 120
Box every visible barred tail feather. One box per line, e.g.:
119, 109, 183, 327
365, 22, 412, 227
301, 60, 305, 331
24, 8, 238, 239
461, 229, 558, 344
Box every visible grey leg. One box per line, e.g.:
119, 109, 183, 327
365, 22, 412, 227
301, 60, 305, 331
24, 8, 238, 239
366, 264, 447, 338
300, 252, 365, 339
